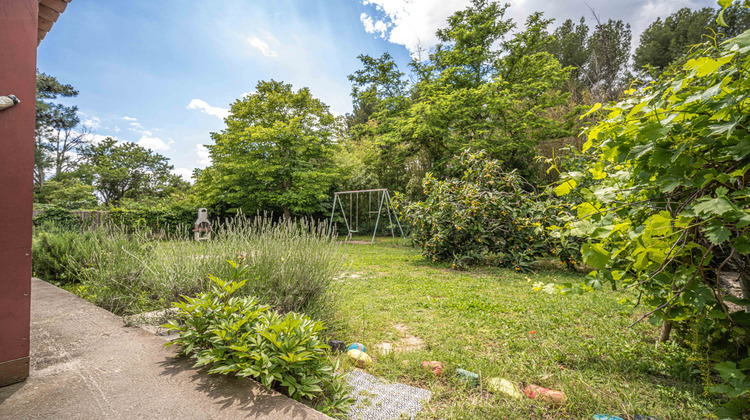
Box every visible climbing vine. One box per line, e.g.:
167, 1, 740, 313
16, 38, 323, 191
546, 21, 750, 417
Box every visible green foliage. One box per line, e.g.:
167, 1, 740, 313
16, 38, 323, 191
394, 150, 579, 271
635, 4, 750, 73
347, 1, 576, 195
33, 206, 83, 231
77, 138, 184, 206
32, 226, 88, 284
634, 7, 717, 72
104, 201, 198, 234
34, 71, 82, 188
163, 264, 353, 415
546, 17, 590, 100
549, 14, 750, 416
337, 238, 713, 418
33, 215, 344, 321
709, 359, 750, 418
195, 80, 338, 218
33, 201, 198, 235
35, 177, 98, 209
587, 18, 633, 102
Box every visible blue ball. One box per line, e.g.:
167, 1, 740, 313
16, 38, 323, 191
347, 343, 366, 352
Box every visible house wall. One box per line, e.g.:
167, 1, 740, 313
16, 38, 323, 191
0, 0, 38, 387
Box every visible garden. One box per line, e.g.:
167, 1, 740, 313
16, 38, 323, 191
30, 0, 750, 418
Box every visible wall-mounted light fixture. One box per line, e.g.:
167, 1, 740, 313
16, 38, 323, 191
0, 95, 20, 111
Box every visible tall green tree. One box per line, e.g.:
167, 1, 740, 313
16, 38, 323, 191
195, 80, 338, 218
35, 72, 88, 188
77, 138, 181, 206
586, 18, 632, 101
347, 52, 408, 127
546, 18, 590, 100
386, 2, 571, 182
635, 6, 750, 73
634, 7, 717, 72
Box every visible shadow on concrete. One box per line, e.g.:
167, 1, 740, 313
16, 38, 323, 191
0, 381, 24, 405
157, 355, 317, 419
0, 279, 329, 420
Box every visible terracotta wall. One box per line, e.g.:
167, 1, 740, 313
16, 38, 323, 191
0, 0, 37, 387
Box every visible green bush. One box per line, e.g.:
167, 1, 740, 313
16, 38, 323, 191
547, 14, 750, 417
394, 150, 580, 271
164, 263, 353, 417
105, 201, 197, 234
32, 226, 89, 284
33, 206, 83, 231
32, 214, 344, 321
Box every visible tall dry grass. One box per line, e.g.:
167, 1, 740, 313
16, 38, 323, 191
35, 214, 344, 322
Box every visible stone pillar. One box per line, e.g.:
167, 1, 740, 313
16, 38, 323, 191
0, 0, 37, 387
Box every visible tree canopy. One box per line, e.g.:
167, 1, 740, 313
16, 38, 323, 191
634, 6, 750, 72
35, 72, 89, 188
347, 1, 578, 199
77, 138, 183, 206
195, 80, 338, 218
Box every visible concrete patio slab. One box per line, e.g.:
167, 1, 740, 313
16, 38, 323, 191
0, 279, 330, 420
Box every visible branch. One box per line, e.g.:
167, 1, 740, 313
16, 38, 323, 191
628, 244, 715, 327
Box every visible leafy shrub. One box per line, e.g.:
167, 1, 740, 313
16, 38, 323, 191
32, 227, 89, 284
164, 263, 353, 417
33, 206, 82, 231
546, 17, 750, 417
394, 150, 580, 271
105, 201, 197, 234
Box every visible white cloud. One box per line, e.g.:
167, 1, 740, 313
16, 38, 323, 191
123, 116, 137, 121
246, 34, 279, 57
172, 167, 194, 183
187, 99, 230, 120
114, 125, 121, 133
358, 0, 712, 56
90, 133, 115, 144
360, 13, 389, 37
137, 135, 173, 151
359, 0, 471, 54
129, 121, 144, 130
242, 91, 257, 97
78, 112, 101, 130
196, 144, 212, 167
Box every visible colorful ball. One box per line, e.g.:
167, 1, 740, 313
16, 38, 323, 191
347, 342, 366, 352
347, 349, 373, 368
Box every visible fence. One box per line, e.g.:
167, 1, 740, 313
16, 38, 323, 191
32, 210, 108, 226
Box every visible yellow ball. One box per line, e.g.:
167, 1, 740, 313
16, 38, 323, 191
347, 349, 373, 368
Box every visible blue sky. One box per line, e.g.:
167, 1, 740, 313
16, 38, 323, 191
39, 0, 717, 181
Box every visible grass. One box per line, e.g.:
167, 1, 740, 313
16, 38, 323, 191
332, 236, 715, 419
34, 221, 717, 418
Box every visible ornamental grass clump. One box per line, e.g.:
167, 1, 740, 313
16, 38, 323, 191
141, 214, 344, 321
33, 214, 344, 323
164, 262, 353, 418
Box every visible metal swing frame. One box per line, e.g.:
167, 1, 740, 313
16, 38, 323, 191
328, 188, 406, 245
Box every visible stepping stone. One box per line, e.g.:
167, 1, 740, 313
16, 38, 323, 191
346, 370, 430, 420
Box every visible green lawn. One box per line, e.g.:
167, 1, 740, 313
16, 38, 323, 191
332, 237, 714, 419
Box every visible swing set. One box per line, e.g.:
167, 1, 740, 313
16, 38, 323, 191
328, 188, 406, 244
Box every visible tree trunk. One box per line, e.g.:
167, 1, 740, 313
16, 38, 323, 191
731, 254, 750, 313
659, 320, 672, 343
283, 206, 291, 220
740, 272, 750, 313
